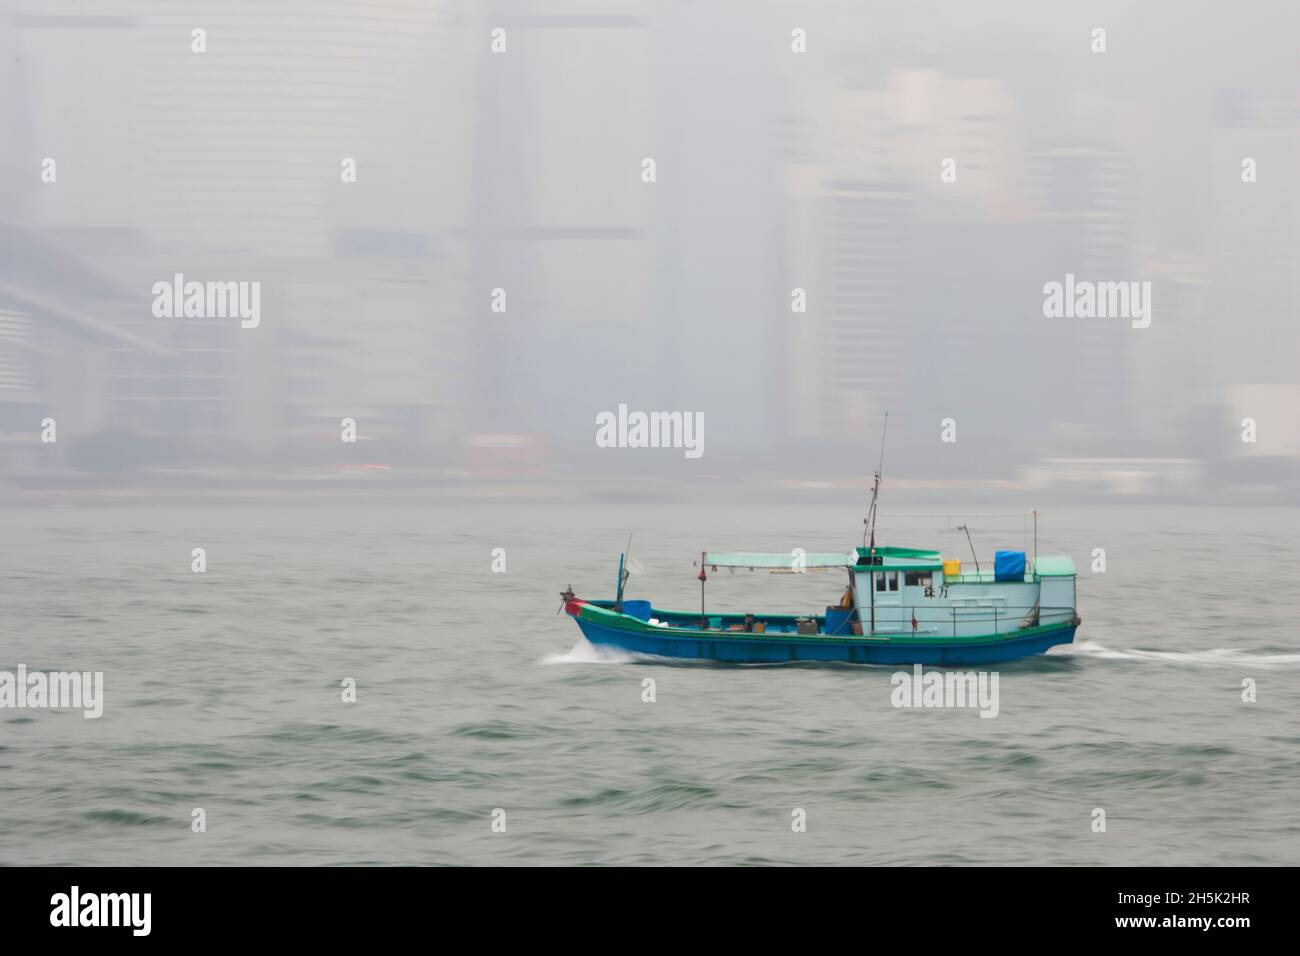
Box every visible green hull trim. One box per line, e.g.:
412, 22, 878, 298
578, 601, 1080, 648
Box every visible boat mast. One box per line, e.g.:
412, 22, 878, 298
863, 410, 888, 551
614, 552, 626, 611
614, 532, 632, 611
698, 552, 707, 629
862, 411, 888, 633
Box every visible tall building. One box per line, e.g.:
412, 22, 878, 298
645, 4, 783, 456
781, 69, 1015, 442
1206, 89, 1298, 389
466, 5, 654, 450
1128, 250, 1210, 448
819, 180, 913, 438
1025, 146, 1136, 442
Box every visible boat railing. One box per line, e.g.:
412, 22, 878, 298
942, 571, 1044, 584
588, 600, 1077, 637
884, 604, 1076, 638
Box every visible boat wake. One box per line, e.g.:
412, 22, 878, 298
1069, 640, 1300, 668
540, 641, 648, 666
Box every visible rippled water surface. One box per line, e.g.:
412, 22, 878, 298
1, 502, 1297, 865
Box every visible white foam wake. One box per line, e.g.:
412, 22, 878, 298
539, 641, 645, 666
1068, 639, 1300, 668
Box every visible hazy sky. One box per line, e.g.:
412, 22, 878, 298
1, 0, 1295, 489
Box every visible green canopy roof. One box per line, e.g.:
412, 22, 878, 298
1033, 555, 1076, 576
854, 546, 941, 560
703, 551, 855, 570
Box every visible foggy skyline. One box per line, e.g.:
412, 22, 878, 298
1, 0, 1296, 500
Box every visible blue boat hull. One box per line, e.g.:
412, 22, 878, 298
575, 617, 1077, 665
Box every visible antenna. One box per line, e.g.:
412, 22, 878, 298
877, 409, 889, 477
862, 410, 888, 550
1032, 510, 1038, 573
956, 524, 980, 574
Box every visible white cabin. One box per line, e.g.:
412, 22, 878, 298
849, 546, 1076, 637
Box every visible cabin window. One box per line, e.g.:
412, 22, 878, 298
877, 572, 899, 592
888, 572, 899, 592
904, 572, 932, 588
875, 573, 885, 592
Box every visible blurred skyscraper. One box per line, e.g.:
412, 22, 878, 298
1207, 88, 1297, 388
782, 69, 1016, 444
1, 1, 1294, 495
1025, 145, 1136, 443
466, 6, 654, 455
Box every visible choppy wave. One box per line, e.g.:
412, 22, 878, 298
4, 501, 1299, 866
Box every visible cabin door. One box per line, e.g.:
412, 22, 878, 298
871, 571, 904, 632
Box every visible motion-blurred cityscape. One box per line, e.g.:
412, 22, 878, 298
1, 1, 1296, 503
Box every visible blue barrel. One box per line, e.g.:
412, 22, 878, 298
824, 606, 856, 636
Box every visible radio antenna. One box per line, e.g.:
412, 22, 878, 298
956, 523, 980, 574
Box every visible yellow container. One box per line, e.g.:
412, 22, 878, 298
943, 559, 961, 577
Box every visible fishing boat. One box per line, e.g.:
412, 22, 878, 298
560, 542, 1078, 665
560, 426, 1079, 665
